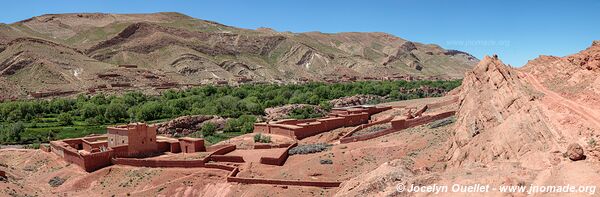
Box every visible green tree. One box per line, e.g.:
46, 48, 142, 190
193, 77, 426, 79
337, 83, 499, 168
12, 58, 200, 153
201, 122, 217, 137
105, 102, 128, 123
7, 121, 25, 143
57, 113, 73, 126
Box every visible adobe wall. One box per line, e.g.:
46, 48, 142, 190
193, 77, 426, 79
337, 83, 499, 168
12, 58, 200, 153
49, 141, 66, 157
111, 158, 206, 168
81, 151, 112, 172
259, 143, 297, 166
179, 139, 205, 153
127, 124, 158, 157
156, 141, 171, 153
427, 96, 459, 109
170, 142, 181, 153
254, 143, 291, 149
209, 144, 237, 155
111, 145, 129, 158
341, 111, 456, 144
226, 167, 341, 187
82, 140, 108, 153
208, 155, 245, 163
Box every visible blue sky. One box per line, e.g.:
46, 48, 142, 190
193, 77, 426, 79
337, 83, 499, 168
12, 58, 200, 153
0, 0, 598, 66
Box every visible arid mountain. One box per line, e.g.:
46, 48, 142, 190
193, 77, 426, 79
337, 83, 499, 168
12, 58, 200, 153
0, 12, 477, 99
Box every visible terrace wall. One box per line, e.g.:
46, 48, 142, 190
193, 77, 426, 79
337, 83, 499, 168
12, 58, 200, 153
341, 111, 456, 143
226, 168, 341, 187
427, 96, 459, 109
111, 158, 206, 168
259, 143, 297, 166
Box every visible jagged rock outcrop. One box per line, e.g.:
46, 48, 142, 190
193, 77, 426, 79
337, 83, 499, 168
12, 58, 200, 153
447, 55, 556, 167
335, 159, 417, 197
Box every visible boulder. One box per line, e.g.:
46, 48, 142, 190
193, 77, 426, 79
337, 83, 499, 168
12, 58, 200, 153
566, 143, 585, 161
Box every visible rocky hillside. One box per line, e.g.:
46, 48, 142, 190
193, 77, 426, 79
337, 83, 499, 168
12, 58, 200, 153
449, 41, 600, 167
0, 12, 477, 99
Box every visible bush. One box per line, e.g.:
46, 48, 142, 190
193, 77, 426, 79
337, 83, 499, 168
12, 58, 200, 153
48, 176, 66, 187
24, 143, 40, 149
1, 121, 25, 143
428, 117, 455, 129
57, 113, 73, 126
105, 102, 128, 123
201, 123, 217, 137
253, 133, 271, 143
288, 143, 331, 155
320, 159, 333, 165
253, 133, 262, 142
224, 115, 256, 133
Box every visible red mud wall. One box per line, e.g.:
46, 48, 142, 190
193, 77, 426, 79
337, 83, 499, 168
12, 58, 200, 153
209, 144, 236, 155
111, 158, 206, 168
259, 143, 297, 166
341, 111, 456, 143
427, 96, 459, 109
226, 167, 341, 187
82, 151, 112, 172
209, 155, 245, 163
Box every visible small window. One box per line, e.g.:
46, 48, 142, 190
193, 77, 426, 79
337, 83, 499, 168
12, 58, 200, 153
122, 140, 125, 144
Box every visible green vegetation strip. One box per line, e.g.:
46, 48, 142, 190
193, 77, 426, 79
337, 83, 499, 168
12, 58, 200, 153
0, 80, 460, 145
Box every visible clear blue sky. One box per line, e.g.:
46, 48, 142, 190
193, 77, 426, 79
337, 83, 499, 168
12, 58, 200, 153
1, 0, 598, 66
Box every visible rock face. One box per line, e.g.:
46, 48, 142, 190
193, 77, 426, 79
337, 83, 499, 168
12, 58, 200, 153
448, 41, 600, 168
155, 115, 227, 136
447, 55, 556, 167
328, 94, 382, 108
566, 143, 585, 161
335, 159, 416, 197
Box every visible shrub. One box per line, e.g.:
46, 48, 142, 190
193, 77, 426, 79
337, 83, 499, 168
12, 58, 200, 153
201, 122, 217, 137
428, 117, 455, 129
254, 133, 262, 142
48, 176, 66, 187
253, 133, 271, 143
224, 115, 256, 133
320, 159, 333, 165
288, 143, 331, 155
57, 113, 73, 126
24, 143, 40, 149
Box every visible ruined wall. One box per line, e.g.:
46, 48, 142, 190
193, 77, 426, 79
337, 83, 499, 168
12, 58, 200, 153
259, 143, 297, 166
111, 157, 206, 168
341, 111, 456, 143
208, 155, 245, 163
427, 96, 459, 109
226, 167, 341, 187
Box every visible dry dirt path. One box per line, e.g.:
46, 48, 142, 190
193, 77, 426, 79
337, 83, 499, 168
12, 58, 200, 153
523, 73, 600, 129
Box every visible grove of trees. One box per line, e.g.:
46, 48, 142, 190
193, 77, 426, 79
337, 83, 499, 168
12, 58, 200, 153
0, 80, 460, 144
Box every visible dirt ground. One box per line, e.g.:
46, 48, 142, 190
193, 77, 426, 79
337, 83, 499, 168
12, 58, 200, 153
0, 96, 458, 197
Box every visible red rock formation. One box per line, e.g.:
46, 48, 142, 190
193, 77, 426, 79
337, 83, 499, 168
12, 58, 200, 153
448, 55, 554, 167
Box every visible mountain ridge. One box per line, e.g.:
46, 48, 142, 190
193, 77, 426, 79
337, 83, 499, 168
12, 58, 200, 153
0, 12, 478, 99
